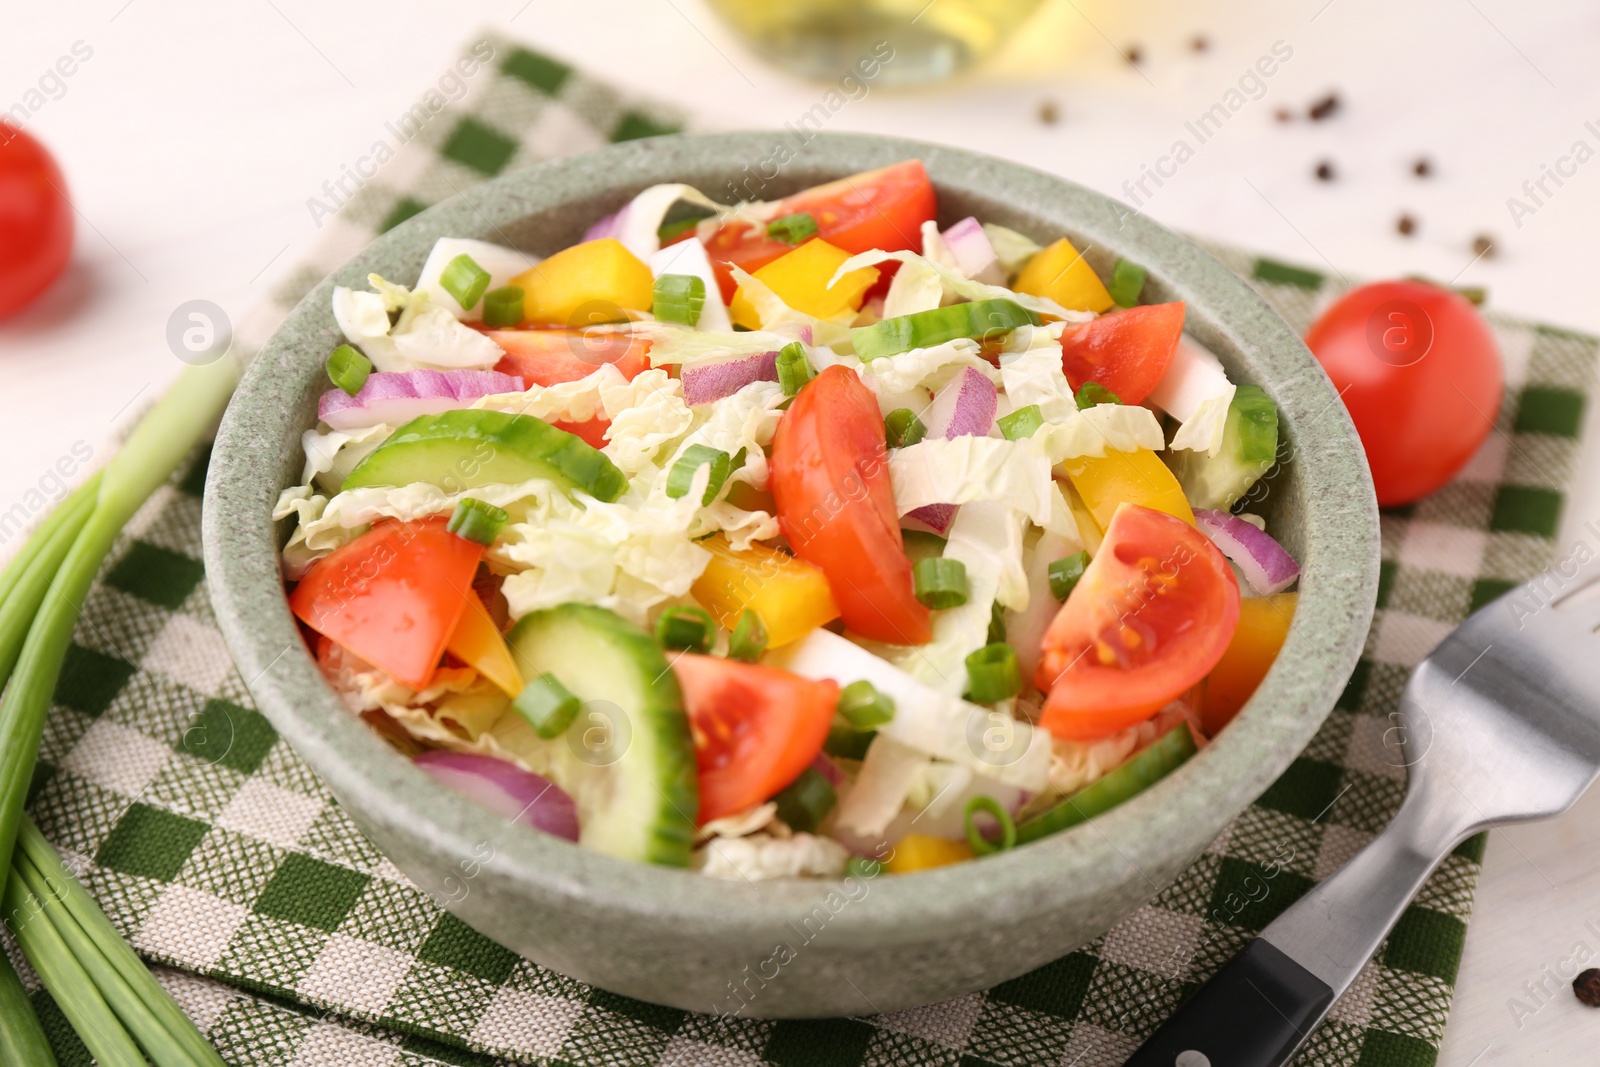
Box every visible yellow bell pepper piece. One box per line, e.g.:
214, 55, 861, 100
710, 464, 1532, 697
690, 534, 839, 647
1059, 449, 1196, 530
728, 239, 880, 329
445, 595, 523, 697
509, 238, 654, 326
1060, 479, 1104, 556
1202, 594, 1296, 735
1014, 237, 1114, 314
886, 834, 973, 873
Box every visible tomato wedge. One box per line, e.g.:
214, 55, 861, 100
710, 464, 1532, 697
290, 518, 484, 690
1057, 302, 1185, 405
1037, 504, 1239, 741
697, 160, 936, 303
770, 365, 931, 644
488, 328, 651, 387
672, 653, 839, 823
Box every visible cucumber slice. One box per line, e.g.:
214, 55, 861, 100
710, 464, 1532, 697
1015, 722, 1196, 844
900, 529, 948, 566
490, 604, 698, 865
345, 410, 628, 502
851, 298, 1040, 361
1168, 385, 1278, 510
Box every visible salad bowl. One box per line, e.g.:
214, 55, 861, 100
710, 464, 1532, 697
203, 131, 1379, 1017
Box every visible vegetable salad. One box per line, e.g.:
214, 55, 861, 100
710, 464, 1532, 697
277, 160, 1301, 879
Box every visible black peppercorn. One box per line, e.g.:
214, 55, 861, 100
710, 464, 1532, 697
1472, 234, 1496, 259
1413, 157, 1432, 178
1574, 968, 1600, 1007
1309, 92, 1341, 121
1397, 214, 1416, 236
1315, 160, 1335, 181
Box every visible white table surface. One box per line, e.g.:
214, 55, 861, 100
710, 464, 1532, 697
5, 1, 1600, 1061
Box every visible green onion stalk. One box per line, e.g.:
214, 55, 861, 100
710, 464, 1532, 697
0, 358, 239, 1064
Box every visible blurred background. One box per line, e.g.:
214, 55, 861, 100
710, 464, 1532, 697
4, 1, 1598, 1061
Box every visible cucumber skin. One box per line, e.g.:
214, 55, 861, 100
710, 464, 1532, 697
1169, 385, 1279, 511
852, 298, 1040, 361
1015, 723, 1197, 844
345, 409, 627, 502
503, 604, 699, 867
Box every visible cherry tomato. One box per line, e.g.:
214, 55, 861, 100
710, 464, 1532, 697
1056, 302, 1185, 405
699, 160, 936, 303
550, 417, 610, 449
1305, 280, 1502, 506
488, 328, 651, 387
770, 365, 932, 645
0, 125, 73, 319
672, 653, 839, 823
1037, 504, 1239, 741
289, 518, 484, 690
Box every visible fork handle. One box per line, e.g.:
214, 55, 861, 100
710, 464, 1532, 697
1123, 785, 1469, 1067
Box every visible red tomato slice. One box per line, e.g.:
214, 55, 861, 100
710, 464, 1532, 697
1037, 504, 1239, 741
0, 124, 73, 319
488, 328, 651, 387
673, 653, 839, 823
289, 518, 484, 690
770, 365, 931, 644
700, 160, 936, 303
1057, 302, 1185, 405
551, 417, 610, 449
1306, 280, 1502, 506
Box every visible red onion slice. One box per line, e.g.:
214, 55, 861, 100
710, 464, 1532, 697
319, 369, 522, 430
941, 217, 1004, 285
905, 367, 998, 534
414, 750, 580, 841
584, 207, 625, 243
1194, 509, 1300, 595
680, 351, 779, 406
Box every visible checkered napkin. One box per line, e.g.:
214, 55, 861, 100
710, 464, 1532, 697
6, 28, 1598, 1067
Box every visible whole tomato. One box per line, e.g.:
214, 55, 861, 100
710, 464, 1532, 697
1306, 280, 1503, 506
0, 124, 73, 319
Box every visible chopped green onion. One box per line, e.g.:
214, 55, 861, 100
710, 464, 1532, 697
964, 795, 1018, 856
657, 605, 716, 653
1048, 550, 1090, 601
837, 679, 895, 731
326, 344, 371, 397
1108, 258, 1147, 307
913, 557, 969, 609
447, 497, 509, 546
440, 253, 492, 310
666, 444, 733, 505
514, 673, 581, 739
988, 600, 1007, 645
482, 285, 524, 328
766, 212, 819, 244
657, 217, 701, 242
729, 445, 749, 473
824, 722, 875, 760
997, 404, 1044, 441
844, 855, 883, 879
965, 642, 1021, 703
773, 767, 837, 833
728, 610, 768, 662
652, 273, 706, 326
884, 408, 927, 449
1075, 382, 1122, 409
777, 341, 814, 396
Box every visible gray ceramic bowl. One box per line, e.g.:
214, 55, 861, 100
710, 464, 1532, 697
203, 132, 1379, 1018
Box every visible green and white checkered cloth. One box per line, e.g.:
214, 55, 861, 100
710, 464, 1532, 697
6, 29, 1598, 1067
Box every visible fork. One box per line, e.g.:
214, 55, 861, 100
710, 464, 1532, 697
1125, 561, 1600, 1067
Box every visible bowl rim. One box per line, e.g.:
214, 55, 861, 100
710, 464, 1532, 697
204, 131, 1378, 939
